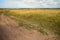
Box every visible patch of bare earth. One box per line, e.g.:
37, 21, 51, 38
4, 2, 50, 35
0, 14, 57, 40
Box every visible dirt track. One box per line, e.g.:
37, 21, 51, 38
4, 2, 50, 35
0, 14, 57, 40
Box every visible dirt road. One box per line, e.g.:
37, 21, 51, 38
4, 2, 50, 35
0, 14, 57, 40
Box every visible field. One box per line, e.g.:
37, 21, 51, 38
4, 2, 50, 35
0, 8, 60, 40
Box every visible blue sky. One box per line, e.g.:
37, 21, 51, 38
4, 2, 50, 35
0, 0, 60, 8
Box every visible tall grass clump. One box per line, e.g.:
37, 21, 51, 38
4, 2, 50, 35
54, 13, 60, 35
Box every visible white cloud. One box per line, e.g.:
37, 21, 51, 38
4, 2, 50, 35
21, 0, 58, 5
0, 0, 60, 8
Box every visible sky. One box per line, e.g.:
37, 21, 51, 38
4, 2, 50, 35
0, 0, 60, 8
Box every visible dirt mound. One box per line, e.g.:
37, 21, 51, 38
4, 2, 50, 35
0, 14, 56, 40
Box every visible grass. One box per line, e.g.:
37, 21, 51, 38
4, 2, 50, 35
0, 9, 60, 36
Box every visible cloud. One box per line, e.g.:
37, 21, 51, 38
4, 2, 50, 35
22, 0, 58, 6
14, 0, 60, 8
0, 0, 60, 8
20, 0, 60, 8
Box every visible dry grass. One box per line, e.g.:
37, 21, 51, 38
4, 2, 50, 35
10, 9, 60, 16
0, 9, 60, 36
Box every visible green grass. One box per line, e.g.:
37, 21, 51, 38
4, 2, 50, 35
0, 9, 60, 36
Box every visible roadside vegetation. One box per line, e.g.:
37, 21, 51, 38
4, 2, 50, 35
0, 9, 60, 36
